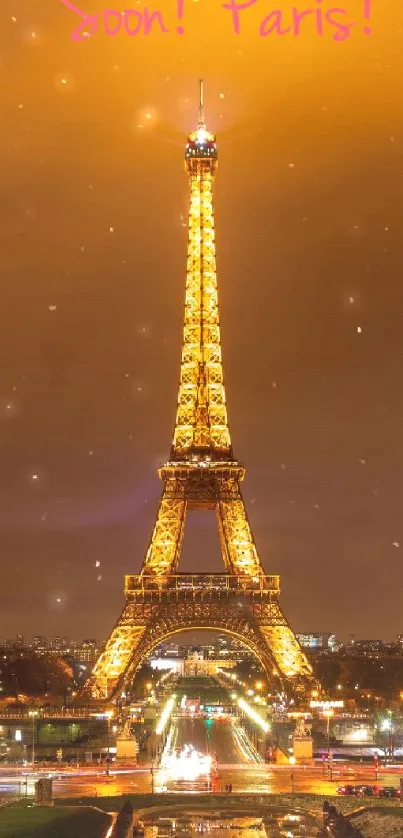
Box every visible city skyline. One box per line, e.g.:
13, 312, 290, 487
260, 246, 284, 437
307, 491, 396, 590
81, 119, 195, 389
1, 2, 403, 642
2, 629, 402, 652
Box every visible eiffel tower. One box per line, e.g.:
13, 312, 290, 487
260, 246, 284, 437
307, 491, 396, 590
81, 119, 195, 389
82, 82, 313, 703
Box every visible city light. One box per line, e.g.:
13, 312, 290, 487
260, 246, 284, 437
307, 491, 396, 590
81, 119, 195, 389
156, 695, 176, 735
196, 127, 209, 144
165, 745, 212, 781
350, 728, 368, 740
28, 710, 39, 767
238, 698, 270, 732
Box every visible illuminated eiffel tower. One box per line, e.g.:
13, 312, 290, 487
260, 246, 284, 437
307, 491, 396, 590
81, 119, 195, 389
82, 82, 313, 703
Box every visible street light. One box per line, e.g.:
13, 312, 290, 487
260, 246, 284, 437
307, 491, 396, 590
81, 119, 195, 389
28, 711, 38, 767
104, 710, 113, 777
323, 709, 334, 762
387, 710, 394, 759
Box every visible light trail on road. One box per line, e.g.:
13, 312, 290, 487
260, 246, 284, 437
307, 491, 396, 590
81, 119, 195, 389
232, 721, 262, 763
1, 762, 402, 800
1, 688, 403, 802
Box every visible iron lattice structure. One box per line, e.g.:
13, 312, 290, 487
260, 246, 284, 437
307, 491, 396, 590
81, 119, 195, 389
82, 82, 313, 703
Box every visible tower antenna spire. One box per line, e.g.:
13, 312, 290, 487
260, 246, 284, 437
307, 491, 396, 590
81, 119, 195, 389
198, 78, 205, 128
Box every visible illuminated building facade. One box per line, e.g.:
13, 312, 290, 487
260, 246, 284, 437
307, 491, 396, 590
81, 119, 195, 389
82, 82, 313, 703
297, 633, 337, 651
184, 652, 236, 676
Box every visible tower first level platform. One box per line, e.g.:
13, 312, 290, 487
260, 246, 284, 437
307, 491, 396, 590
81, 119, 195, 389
85, 571, 312, 702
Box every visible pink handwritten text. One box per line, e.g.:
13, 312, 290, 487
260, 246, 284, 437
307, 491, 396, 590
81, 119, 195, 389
58, 0, 372, 42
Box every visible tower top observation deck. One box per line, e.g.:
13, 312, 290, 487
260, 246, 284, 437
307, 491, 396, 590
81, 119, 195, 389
185, 79, 217, 164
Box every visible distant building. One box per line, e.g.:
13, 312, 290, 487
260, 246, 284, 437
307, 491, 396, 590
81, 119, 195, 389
297, 633, 337, 651
33, 636, 47, 650
71, 640, 99, 664
149, 636, 257, 666
147, 635, 256, 670
150, 658, 184, 674
332, 719, 374, 744
49, 636, 73, 653
184, 651, 236, 676
31, 636, 49, 656
0, 636, 102, 664
158, 642, 180, 657
346, 639, 385, 653
1, 635, 26, 651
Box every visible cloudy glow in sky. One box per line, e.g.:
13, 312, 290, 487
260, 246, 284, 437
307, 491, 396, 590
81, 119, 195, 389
0, 0, 402, 641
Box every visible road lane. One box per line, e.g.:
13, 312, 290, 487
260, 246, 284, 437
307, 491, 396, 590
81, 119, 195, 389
1, 763, 403, 800
174, 717, 247, 764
